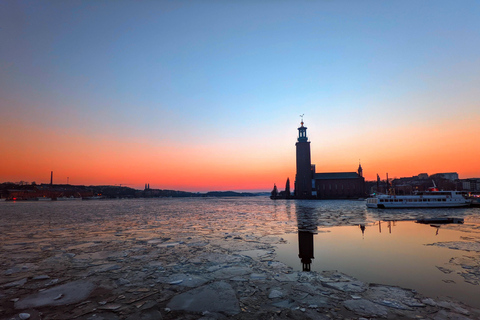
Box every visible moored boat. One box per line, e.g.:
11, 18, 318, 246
82, 195, 105, 200
366, 190, 471, 209
56, 196, 81, 201
470, 195, 480, 207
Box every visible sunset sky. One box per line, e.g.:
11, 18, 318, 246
1, 1, 479, 191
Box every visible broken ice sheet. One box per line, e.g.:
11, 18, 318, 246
1, 197, 480, 320
427, 241, 480, 252
157, 273, 208, 287
15, 280, 95, 309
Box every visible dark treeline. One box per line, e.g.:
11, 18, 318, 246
0, 182, 264, 200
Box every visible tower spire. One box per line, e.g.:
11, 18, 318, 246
358, 160, 363, 178
297, 115, 308, 142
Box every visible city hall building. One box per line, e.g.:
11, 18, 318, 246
294, 120, 365, 199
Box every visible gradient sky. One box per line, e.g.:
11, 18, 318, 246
1, 1, 479, 191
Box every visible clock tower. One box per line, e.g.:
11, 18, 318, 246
295, 117, 312, 199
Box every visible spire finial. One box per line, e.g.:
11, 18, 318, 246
300, 114, 304, 126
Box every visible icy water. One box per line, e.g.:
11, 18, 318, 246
276, 220, 480, 308
1, 197, 480, 318
275, 200, 480, 308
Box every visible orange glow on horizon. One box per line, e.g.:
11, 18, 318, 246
312, 116, 480, 182
2, 116, 479, 191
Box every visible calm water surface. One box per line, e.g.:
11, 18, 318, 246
1, 197, 479, 308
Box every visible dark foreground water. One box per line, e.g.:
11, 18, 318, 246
1, 197, 479, 318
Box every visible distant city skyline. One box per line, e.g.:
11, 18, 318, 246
1, 1, 479, 191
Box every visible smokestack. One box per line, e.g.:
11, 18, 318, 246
50, 171, 53, 186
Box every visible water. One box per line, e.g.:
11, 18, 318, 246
275, 200, 480, 307
276, 221, 480, 307
1, 197, 479, 309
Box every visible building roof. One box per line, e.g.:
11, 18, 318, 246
314, 172, 360, 180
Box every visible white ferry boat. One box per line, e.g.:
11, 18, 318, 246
366, 190, 471, 209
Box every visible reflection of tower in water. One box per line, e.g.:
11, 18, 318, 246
296, 205, 317, 272
298, 231, 314, 271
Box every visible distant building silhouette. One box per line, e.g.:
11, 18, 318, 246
369, 171, 470, 195
270, 178, 292, 199
285, 178, 291, 199
289, 119, 366, 200
270, 184, 278, 199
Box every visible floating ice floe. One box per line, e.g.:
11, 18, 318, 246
167, 281, 240, 315
15, 280, 95, 309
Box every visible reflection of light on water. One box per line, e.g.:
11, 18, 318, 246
275, 220, 480, 308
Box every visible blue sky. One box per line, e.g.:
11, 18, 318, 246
1, 1, 479, 189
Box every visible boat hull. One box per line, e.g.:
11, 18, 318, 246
367, 202, 471, 209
